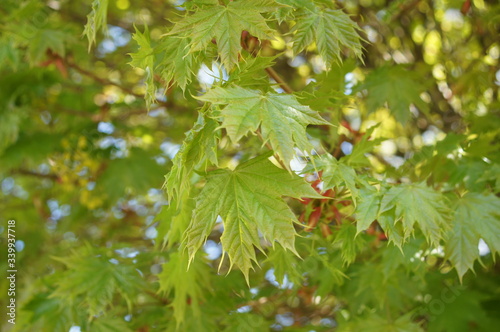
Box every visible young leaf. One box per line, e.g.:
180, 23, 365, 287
379, 182, 450, 246
355, 185, 382, 233
0, 38, 20, 69
158, 253, 211, 327
156, 192, 195, 250
344, 124, 384, 166
446, 192, 500, 280
164, 112, 219, 205
51, 247, 143, 317
156, 36, 202, 91
198, 86, 330, 168
339, 312, 424, 332
357, 65, 429, 123
129, 26, 155, 107
184, 153, 324, 283
227, 54, 279, 89
90, 316, 133, 332
97, 148, 165, 203
223, 313, 268, 332
28, 29, 68, 64
20, 293, 74, 332
333, 223, 365, 265
303, 153, 359, 205
83, 0, 109, 49
168, 0, 279, 70
289, 4, 363, 67
265, 245, 303, 286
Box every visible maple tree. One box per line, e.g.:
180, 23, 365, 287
1, 0, 499, 331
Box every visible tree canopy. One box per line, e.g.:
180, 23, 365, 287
1, 0, 499, 331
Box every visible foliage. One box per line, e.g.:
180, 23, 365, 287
1, 0, 499, 331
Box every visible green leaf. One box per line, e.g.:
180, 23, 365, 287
378, 211, 406, 248
446, 193, 500, 280
0, 132, 61, 170
0, 37, 20, 69
265, 244, 303, 286
297, 59, 357, 111
227, 54, 278, 89
344, 124, 384, 166
358, 65, 429, 123
198, 86, 330, 167
290, 5, 363, 67
0, 108, 23, 153
379, 182, 450, 246
303, 153, 359, 205
97, 148, 165, 203
167, 0, 278, 70
184, 153, 323, 283
158, 252, 211, 327
51, 246, 143, 316
223, 312, 268, 332
156, 192, 195, 250
333, 223, 365, 265
129, 26, 155, 107
28, 29, 68, 64
19, 293, 74, 332
164, 112, 219, 205
90, 316, 133, 332
308, 247, 348, 295
83, 0, 109, 49
156, 36, 202, 91
355, 185, 382, 233
339, 312, 424, 332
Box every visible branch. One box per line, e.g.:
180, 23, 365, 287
240, 32, 294, 94
12, 169, 59, 181
63, 58, 144, 98
265, 67, 294, 94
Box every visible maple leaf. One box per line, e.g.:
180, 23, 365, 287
91, 317, 134, 332
129, 26, 155, 107
333, 223, 365, 265
289, 4, 363, 67
164, 112, 219, 205
344, 124, 384, 166
0, 38, 20, 69
21, 293, 73, 332
130, 26, 203, 99
355, 185, 382, 233
198, 86, 330, 167
156, 36, 203, 91
265, 245, 303, 286
357, 65, 429, 123
379, 182, 450, 246
83, 0, 109, 49
168, 0, 279, 70
340, 312, 424, 332
446, 193, 500, 281
184, 153, 323, 283
156, 191, 195, 250
227, 54, 278, 89
303, 153, 359, 204
51, 246, 143, 317
158, 253, 211, 327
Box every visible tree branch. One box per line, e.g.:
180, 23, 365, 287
265, 67, 294, 94
12, 169, 59, 181
64, 58, 144, 98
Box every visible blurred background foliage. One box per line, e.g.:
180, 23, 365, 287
0, 0, 499, 331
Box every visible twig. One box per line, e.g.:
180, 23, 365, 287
12, 169, 59, 181
64, 59, 144, 98
265, 67, 294, 94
